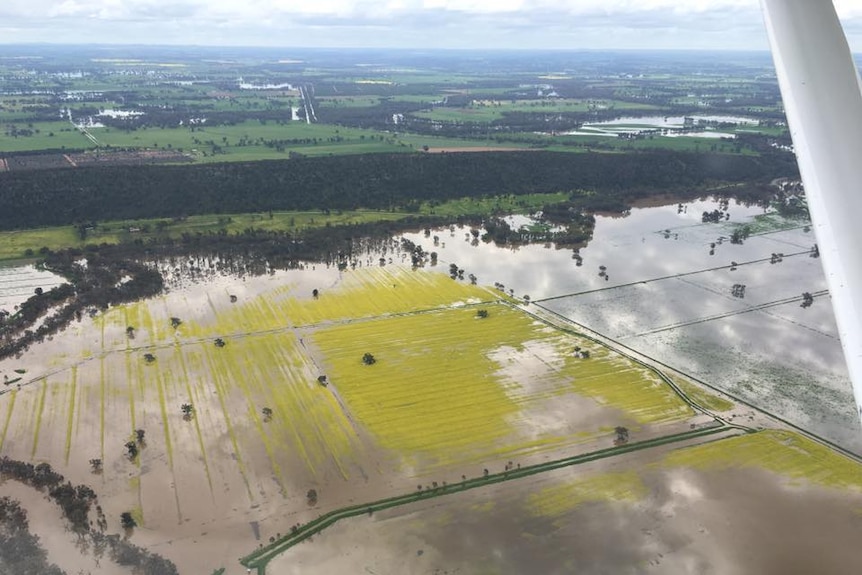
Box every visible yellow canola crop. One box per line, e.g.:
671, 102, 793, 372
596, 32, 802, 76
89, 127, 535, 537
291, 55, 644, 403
661, 430, 862, 491
197, 266, 498, 338
527, 471, 647, 518
312, 303, 692, 466
193, 331, 361, 481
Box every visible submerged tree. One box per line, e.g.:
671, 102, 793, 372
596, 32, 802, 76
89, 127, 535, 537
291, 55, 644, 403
181, 403, 194, 420
120, 511, 137, 530
614, 426, 630, 445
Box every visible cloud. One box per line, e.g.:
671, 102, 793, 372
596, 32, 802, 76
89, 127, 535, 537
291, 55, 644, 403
0, 0, 861, 49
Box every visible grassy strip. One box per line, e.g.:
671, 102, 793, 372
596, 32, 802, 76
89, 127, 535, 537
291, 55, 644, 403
239, 425, 731, 573
669, 375, 734, 412
0, 389, 17, 451
127, 352, 137, 430
177, 343, 215, 496
154, 369, 174, 469
64, 366, 77, 465
0, 192, 566, 260
204, 346, 254, 501
100, 358, 106, 461
30, 381, 48, 458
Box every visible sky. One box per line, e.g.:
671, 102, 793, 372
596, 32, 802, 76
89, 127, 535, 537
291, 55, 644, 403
3, 0, 862, 51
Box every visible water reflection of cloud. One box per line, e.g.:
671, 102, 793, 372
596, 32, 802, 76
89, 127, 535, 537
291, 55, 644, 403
403, 197, 856, 454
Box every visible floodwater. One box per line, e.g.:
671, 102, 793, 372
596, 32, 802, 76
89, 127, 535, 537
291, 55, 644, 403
269, 443, 862, 575
595, 115, 758, 128
400, 199, 859, 454
3, 196, 857, 456
0, 263, 65, 312
559, 114, 757, 138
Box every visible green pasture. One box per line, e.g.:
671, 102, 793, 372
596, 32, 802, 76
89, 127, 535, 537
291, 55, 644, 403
0, 192, 572, 260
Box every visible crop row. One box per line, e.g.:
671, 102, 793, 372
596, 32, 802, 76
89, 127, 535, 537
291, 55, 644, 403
311, 303, 692, 470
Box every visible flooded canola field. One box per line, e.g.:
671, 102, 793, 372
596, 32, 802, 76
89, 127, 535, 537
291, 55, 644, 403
1, 196, 859, 573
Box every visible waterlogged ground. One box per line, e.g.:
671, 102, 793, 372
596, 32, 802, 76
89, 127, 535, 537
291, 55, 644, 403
0, 196, 858, 572
401, 199, 859, 453
0, 262, 65, 312
0, 264, 703, 573
268, 430, 862, 575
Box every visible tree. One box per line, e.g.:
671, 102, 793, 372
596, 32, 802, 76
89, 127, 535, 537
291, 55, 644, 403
125, 326, 135, 339
614, 426, 629, 445
362, 353, 376, 365
125, 441, 138, 460
307, 489, 318, 506
214, 337, 226, 348
312, 288, 319, 299
170, 317, 182, 329
262, 407, 273, 422
143, 353, 156, 364
317, 375, 328, 387
135, 429, 146, 444
181, 403, 194, 420
476, 309, 489, 319
120, 511, 137, 530
89, 458, 103, 473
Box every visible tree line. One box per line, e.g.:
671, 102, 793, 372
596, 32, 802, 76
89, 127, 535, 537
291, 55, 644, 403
0, 150, 797, 231
0, 456, 178, 574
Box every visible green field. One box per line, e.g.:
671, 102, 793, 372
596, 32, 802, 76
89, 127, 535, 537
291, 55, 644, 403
0, 192, 570, 260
